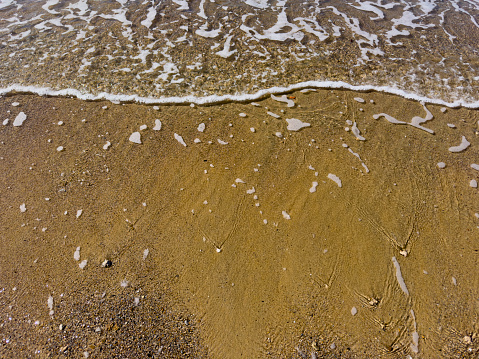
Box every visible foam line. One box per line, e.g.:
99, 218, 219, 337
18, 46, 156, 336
1, 81, 479, 108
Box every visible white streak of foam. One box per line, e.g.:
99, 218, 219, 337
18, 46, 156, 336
216, 35, 237, 59
351, 122, 366, 140
392, 256, 409, 296
171, 0, 189, 10
271, 94, 295, 107
13, 112, 26, 126
196, 23, 222, 38
267, 111, 281, 119
449, 136, 470, 153
410, 309, 419, 353
141, 5, 157, 28
74, 247, 80, 261
327, 173, 342, 187
174, 133, 187, 147
153, 119, 162, 130
409, 102, 434, 134
129, 131, 141, 144
2, 82, 479, 108
48, 295, 54, 316
286, 118, 310, 131
143, 248, 149, 260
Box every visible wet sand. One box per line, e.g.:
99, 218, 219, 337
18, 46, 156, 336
0, 90, 478, 358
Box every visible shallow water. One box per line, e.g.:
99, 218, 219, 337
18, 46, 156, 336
1, 0, 479, 104
1, 1, 479, 358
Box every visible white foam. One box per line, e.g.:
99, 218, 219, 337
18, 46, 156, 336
327, 173, 342, 187
217, 139, 228, 145
153, 119, 162, 131
2, 82, 479, 108
309, 181, 318, 193
196, 23, 222, 38
74, 247, 81, 261
271, 94, 295, 107
448, 136, 470, 152
374, 102, 434, 134
13, 112, 27, 126
174, 133, 187, 146
79, 259, 87, 269
286, 118, 310, 131
373, 113, 406, 125
351, 122, 366, 141
216, 35, 237, 58
392, 256, 409, 296
47, 295, 54, 316
409, 102, 434, 134
267, 111, 281, 119
141, 5, 157, 28
282, 211, 291, 220
143, 248, 149, 260
129, 131, 142, 144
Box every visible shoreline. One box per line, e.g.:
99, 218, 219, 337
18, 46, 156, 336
2, 81, 479, 109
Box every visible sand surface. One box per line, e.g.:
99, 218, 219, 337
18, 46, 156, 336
1, 90, 478, 358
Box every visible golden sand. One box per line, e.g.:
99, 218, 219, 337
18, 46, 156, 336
0, 90, 478, 358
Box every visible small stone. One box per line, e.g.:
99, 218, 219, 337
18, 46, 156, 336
59, 324, 65, 331
351, 306, 358, 315
101, 259, 112, 268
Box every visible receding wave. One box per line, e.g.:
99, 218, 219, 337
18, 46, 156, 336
1, 0, 479, 104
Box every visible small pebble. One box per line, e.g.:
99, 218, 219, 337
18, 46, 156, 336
101, 259, 112, 268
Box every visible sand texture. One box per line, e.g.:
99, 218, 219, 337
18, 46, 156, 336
1, 90, 478, 358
